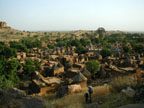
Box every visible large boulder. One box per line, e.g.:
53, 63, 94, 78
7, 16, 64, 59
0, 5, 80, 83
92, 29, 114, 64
22, 97, 46, 108
0, 88, 46, 108
121, 87, 135, 97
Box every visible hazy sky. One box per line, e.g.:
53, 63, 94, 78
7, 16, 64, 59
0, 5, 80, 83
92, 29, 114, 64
0, 0, 144, 31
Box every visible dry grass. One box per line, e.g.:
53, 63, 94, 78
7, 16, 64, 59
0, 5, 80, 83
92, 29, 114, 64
99, 93, 133, 108
44, 85, 110, 108
110, 75, 138, 92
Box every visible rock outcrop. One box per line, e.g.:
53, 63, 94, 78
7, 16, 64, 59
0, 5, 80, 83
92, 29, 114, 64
0, 88, 46, 108
0, 21, 7, 28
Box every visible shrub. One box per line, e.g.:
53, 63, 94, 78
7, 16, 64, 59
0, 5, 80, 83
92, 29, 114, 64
23, 58, 40, 79
9, 41, 28, 52
0, 45, 16, 58
100, 48, 112, 58
48, 44, 55, 49
123, 45, 131, 53
75, 45, 87, 55
86, 60, 101, 75
0, 57, 20, 89
0, 76, 14, 90
110, 76, 137, 92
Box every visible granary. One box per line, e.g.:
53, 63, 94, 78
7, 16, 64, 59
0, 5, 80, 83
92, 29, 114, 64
72, 72, 87, 88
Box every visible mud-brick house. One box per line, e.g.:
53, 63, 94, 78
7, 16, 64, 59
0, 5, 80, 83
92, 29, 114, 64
42, 42, 47, 47
74, 57, 79, 63
72, 72, 87, 88
17, 54, 21, 60
61, 55, 74, 66
86, 52, 94, 57
56, 47, 61, 54
22, 52, 26, 59
30, 77, 62, 96
26, 53, 37, 57
73, 63, 85, 69
50, 55, 59, 60
50, 64, 64, 76
61, 48, 65, 54
72, 53, 78, 57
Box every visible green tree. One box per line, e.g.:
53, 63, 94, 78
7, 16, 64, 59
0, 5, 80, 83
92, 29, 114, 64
71, 39, 81, 47
80, 38, 90, 47
123, 45, 131, 53
0, 57, 20, 90
134, 44, 144, 53
0, 45, 16, 58
23, 58, 40, 79
100, 48, 112, 58
86, 60, 101, 75
97, 27, 106, 38
48, 44, 55, 49
9, 41, 28, 52
75, 45, 87, 55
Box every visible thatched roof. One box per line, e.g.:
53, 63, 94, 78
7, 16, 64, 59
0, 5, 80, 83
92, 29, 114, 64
81, 69, 91, 76
72, 72, 87, 83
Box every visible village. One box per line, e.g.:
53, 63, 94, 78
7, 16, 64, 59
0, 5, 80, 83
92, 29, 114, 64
15, 34, 144, 97
0, 22, 144, 108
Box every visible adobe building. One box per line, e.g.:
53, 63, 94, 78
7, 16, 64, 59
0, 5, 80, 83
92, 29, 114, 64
0, 21, 7, 28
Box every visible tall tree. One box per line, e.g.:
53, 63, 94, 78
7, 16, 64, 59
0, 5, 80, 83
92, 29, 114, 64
97, 27, 106, 38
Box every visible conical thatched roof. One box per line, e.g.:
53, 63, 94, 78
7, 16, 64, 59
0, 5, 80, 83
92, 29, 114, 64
81, 69, 91, 76
72, 72, 87, 83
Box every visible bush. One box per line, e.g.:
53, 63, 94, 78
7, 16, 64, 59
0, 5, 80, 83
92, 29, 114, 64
0, 57, 20, 89
0, 45, 16, 58
133, 44, 144, 53
80, 38, 89, 47
0, 76, 14, 90
123, 45, 131, 53
48, 44, 55, 49
21, 38, 42, 48
75, 45, 87, 55
86, 60, 101, 75
100, 48, 112, 58
23, 58, 40, 79
9, 41, 28, 52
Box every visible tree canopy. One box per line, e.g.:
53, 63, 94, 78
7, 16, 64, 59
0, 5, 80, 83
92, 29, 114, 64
86, 60, 101, 74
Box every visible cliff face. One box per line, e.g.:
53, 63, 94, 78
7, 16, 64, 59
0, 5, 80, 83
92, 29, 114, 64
0, 21, 7, 28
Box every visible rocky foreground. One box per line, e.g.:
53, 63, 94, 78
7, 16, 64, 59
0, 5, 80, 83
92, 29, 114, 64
0, 88, 46, 108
